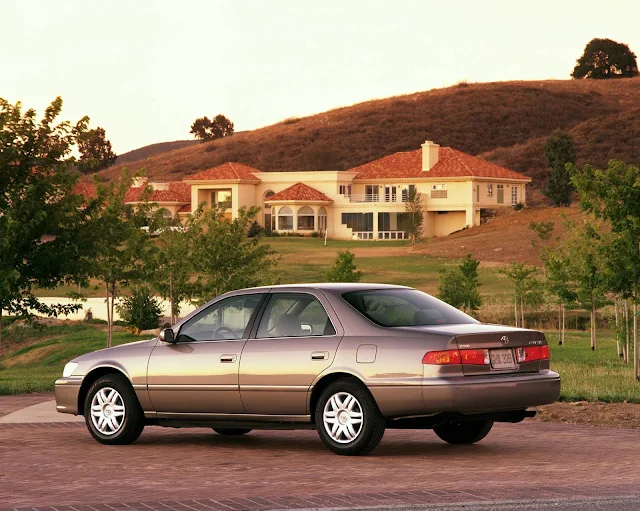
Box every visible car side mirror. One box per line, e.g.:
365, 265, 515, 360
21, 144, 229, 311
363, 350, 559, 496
159, 328, 176, 343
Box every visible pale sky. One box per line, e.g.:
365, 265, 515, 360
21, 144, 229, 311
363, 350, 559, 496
2, 0, 639, 154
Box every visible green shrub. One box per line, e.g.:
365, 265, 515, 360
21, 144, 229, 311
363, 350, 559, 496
116, 287, 162, 333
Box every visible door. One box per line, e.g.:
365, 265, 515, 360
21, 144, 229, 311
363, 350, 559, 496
147, 293, 265, 414
239, 292, 343, 415
497, 184, 504, 204
385, 185, 397, 202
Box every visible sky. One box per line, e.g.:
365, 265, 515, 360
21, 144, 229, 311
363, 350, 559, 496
2, 0, 640, 154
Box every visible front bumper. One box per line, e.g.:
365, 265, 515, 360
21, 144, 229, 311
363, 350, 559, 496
54, 377, 83, 415
422, 369, 561, 414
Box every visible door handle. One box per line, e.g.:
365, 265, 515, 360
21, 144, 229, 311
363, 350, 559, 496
311, 351, 329, 361
220, 354, 237, 363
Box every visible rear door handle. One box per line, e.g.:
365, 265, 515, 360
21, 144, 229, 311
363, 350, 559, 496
220, 354, 237, 363
311, 351, 329, 361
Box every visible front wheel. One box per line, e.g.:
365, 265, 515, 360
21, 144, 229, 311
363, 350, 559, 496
433, 419, 493, 444
84, 374, 145, 445
315, 379, 385, 455
213, 428, 252, 436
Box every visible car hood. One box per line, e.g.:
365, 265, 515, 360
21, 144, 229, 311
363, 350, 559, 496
72, 338, 158, 364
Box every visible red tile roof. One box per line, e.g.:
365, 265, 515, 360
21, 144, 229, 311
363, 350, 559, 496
73, 183, 97, 200
266, 182, 333, 203
74, 182, 190, 204
350, 147, 531, 181
177, 204, 192, 213
183, 162, 261, 182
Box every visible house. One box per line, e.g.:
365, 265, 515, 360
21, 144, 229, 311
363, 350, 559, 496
181, 140, 531, 240
76, 140, 531, 240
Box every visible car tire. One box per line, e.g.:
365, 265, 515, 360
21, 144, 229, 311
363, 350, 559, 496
315, 379, 385, 456
212, 428, 252, 436
433, 420, 493, 444
83, 374, 145, 445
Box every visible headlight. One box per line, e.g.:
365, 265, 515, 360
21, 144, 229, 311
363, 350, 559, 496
62, 362, 79, 378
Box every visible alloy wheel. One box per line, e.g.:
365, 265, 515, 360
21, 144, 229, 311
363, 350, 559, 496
90, 386, 126, 436
322, 391, 363, 443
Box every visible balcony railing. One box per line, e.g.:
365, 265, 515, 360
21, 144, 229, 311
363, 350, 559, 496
351, 231, 408, 240
347, 194, 407, 203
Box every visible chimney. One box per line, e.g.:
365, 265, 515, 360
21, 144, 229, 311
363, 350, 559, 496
421, 140, 440, 171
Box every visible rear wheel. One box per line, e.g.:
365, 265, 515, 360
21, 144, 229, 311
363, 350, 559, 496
315, 379, 385, 455
212, 428, 252, 436
84, 374, 145, 445
433, 419, 493, 444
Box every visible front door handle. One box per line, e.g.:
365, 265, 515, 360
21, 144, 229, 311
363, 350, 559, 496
311, 351, 329, 361
220, 354, 237, 363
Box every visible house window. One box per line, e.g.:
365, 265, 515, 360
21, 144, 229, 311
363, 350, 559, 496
318, 207, 327, 232
277, 206, 293, 230
511, 186, 518, 206
341, 212, 373, 232
431, 184, 447, 199
263, 190, 275, 229
339, 185, 352, 195
365, 185, 379, 201
487, 184, 493, 197
297, 206, 315, 231
497, 184, 504, 204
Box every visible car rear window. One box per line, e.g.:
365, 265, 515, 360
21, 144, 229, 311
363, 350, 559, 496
342, 289, 478, 327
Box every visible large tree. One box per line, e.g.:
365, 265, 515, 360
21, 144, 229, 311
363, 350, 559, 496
190, 114, 234, 142
77, 126, 117, 173
542, 130, 576, 207
0, 97, 92, 349
571, 38, 638, 79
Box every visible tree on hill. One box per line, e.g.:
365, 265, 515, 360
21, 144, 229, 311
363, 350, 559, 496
404, 188, 424, 246
190, 114, 234, 142
77, 127, 117, 173
571, 38, 638, 79
0, 97, 95, 350
437, 254, 482, 314
326, 250, 363, 283
542, 130, 576, 206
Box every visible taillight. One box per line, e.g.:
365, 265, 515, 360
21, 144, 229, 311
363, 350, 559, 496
516, 346, 550, 363
423, 349, 489, 365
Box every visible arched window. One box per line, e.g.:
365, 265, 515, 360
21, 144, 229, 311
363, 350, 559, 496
263, 190, 275, 230
318, 207, 327, 232
278, 206, 293, 231
297, 206, 315, 231
157, 208, 173, 221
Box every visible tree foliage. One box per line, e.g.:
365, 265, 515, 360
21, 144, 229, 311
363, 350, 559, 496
437, 254, 482, 314
542, 130, 576, 206
116, 286, 162, 333
498, 262, 539, 328
190, 114, 234, 142
326, 250, 363, 283
189, 206, 278, 303
77, 126, 117, 173
571, 38, 638, 79
404, 188, 424, 246
0, 97, 93, 349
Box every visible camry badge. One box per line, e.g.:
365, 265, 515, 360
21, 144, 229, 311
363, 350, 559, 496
500, 335, 510, 345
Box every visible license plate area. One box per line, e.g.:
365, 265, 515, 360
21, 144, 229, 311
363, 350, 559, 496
489, 349, 516, 370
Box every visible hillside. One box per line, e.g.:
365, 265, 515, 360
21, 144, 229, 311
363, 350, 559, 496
115, 139, 197, 165
96, 78, 640, 186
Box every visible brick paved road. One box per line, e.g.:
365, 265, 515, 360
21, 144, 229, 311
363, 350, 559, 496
1, 421, 638, 510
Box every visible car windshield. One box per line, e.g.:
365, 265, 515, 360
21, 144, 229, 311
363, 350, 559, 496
342, 288, 478, 327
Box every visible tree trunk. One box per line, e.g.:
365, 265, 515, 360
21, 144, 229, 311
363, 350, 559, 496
520, 295, 525, 329
105, 284, 111, 348
625, 299, 630, 364
110, 289, 115, 348
0, 307, 3, 353
514, 289, 519, 328
614, 299, 621, 357
590, 296, 596, 351
561, 303, 566, 345
169, 270, 175, 326
558, 306, 562, 345
634, 301, 639, 381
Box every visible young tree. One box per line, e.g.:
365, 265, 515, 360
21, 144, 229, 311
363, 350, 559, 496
571, 38, 638, 79
190, 114, 234, 142
116, 286, 163, 334
437, 254, 482, 314
326, 250, 363, 283
190, 206, 278, 302
541, 245, 576, 345
77, 126, 117, 173
404, 188, 424, 246
542, 131, 576, 207
498, 263, 538, 328
0, 97, 93, 350
79, 171, 155, 347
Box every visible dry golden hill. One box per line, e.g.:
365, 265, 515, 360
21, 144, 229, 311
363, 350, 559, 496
417, 206, 585, 266
98, 78, 640, 186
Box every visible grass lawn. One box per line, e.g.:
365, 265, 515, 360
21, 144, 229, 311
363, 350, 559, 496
0, 324, 141, 395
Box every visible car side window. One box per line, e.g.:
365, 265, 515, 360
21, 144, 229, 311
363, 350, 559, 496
177, 294, 263, 342
256, 293, 336, 338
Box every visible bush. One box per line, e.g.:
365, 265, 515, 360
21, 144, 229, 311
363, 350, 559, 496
116, 287, 163, 333
247, 221, 264, 238
513, 202, 525, 211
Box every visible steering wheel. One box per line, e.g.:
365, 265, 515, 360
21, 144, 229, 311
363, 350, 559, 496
213, 326, 237, 339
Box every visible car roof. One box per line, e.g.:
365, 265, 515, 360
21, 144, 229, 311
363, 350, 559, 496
236, 283, 413, 293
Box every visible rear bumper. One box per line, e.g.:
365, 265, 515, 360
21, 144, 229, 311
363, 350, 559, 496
422, 370, 561, 414
54, 378, 82, 415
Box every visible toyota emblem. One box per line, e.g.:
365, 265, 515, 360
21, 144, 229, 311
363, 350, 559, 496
500, 335, 510, 345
